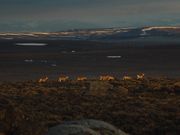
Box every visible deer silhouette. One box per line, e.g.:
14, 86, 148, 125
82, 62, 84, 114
58, 76, 69, 82
123, 76, 132, 80
100, 75, 115, 81
137, 73, 145, 80
77, 76, 87, 81
38, 76, 48, 83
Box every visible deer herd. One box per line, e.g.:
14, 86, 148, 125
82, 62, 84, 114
38, 73, 145, 83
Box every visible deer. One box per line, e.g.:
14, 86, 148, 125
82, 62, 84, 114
122, 76, 132, 80
58, 76, 69, 82
137, 73, 145, 80
77, 76, 87, 81
38, 76, 48, 83
99, 75, 115, 81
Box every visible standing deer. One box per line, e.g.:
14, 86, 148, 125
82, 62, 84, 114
77, 76, 87, 81
123, 76, 132, 80
58, 76, 69, 82
137, 73, 145, 80
99, 75, 115, 81
38, 76, 48, 83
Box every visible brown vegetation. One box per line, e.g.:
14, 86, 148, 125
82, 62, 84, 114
0, 78, 180, 135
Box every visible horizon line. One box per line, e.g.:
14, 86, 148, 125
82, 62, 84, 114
0, 25, 180, 33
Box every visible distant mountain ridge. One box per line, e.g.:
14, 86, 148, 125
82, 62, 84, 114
1, 26, 180, 41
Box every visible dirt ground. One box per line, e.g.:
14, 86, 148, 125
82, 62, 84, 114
0, 78, 180, 135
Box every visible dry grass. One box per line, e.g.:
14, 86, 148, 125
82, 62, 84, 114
0, 78, 180, 135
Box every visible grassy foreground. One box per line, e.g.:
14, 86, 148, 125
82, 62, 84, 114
0, 78, 180, 135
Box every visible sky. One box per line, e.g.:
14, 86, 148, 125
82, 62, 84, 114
0, 0, 180, 32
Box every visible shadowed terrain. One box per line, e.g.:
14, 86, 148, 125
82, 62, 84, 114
0, 40, 180, 81
0, 78, 179, 135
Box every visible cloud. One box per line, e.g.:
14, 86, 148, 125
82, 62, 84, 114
0, 0, 180, 31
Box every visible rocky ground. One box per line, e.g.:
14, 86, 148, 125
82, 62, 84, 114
0, 78, 180, 135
